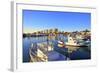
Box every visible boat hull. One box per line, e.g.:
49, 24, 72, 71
65, 43, 88, 47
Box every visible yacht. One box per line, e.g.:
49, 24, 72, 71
65, 35, 89, 47
30, 42, 66, 62
58, 35, 90, 47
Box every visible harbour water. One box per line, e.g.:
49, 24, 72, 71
23, 36, 91, 62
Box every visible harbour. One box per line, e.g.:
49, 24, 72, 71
22, 10, 91, 63
23, 34, 91, 62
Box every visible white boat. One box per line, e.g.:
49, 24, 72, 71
29, 42, 53, 62
30, 42, 66, 62
58, 40, 65, 47
65, 35, 89, 47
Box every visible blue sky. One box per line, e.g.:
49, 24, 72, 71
23, 10, 91, 33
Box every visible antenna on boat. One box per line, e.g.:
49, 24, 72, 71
47, 31, 49, 52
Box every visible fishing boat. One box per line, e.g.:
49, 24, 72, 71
30, 42, 66, 62
58, 34, 90, 47
65, 35, 89, 47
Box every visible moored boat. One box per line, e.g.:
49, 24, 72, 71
65, 35, 89, 47
58, 40, 65, 47
30, 42, 66, 62
58, 35, 90, 47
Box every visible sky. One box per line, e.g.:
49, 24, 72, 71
23, 10, 91, 33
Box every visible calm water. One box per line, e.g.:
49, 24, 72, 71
23, 36, 91, 62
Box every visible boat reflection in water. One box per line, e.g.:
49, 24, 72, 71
65, 46, 80, 53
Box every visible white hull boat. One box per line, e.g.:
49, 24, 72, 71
65, 35, 89, 47
58, 35, 90, 47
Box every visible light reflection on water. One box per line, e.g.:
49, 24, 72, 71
23, 36, 91, 62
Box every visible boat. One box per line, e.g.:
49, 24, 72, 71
57, 34, 90, 47
58, 40, 65, 47
29, 42, 66, 62
65, 35, 89, 47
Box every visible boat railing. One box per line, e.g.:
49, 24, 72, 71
30, 45, 48, 62
37, 45, 48, 54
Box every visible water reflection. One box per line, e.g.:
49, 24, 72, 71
65, 46, 80, 53
23, 35, 91, 62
